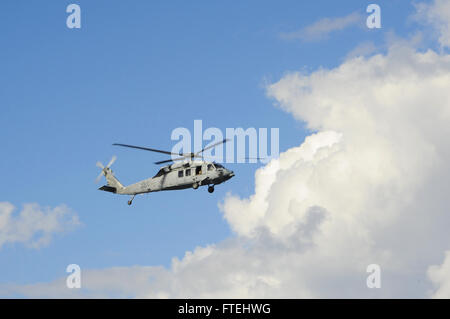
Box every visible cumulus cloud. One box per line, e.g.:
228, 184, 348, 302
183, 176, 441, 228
280, 12, 363, 42
3, 0, 450, 298
345, 41, 378, 59
414, 0, 450, 48
0, 202, 81, 249
428, 251, 450, 298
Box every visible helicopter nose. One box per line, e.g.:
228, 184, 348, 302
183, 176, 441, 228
229, 170, 234, 177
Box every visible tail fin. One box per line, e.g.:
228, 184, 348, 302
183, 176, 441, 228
99, 167, 124, 193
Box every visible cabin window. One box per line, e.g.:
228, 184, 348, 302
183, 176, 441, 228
207, 164, 214, 171
185, 169, 191, 176
178, 170, 184, 178
195, 166, 202, 175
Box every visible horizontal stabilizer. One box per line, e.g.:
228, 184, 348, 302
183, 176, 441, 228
98, 185, 117, 193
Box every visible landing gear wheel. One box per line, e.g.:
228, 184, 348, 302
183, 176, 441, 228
193, 182, 199, 190
128, 195, 135, 206
208, 186, 214, 193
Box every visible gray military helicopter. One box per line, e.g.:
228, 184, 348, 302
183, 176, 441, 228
96, 139, 234, 205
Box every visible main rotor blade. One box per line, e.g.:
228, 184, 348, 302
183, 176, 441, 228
154, 157, 188, 165
113, 143, 181, 156
96, 161, 105, 169
195, 138, 230, 156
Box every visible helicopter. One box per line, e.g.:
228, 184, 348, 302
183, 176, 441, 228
95, 139, 234, 205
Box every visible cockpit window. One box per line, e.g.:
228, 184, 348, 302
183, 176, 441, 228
207, 164, 214, 171
214, 163, 224, 169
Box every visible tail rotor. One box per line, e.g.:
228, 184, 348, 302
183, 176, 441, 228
95, 155, 117, 183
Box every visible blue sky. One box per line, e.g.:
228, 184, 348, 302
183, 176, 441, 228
0, 0, 429, 288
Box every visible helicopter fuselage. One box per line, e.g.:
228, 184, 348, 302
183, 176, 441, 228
99, 161, 234, 197
97, 139, 235, 205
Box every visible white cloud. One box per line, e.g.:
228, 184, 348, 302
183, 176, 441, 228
3, 1, 450, 298
428, 251, 450, 298
0, 202, 81, 249
414, 0, 450, 48
345, 41, 378, 59
280, 12, 363, 42
0, 266, 160, 298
